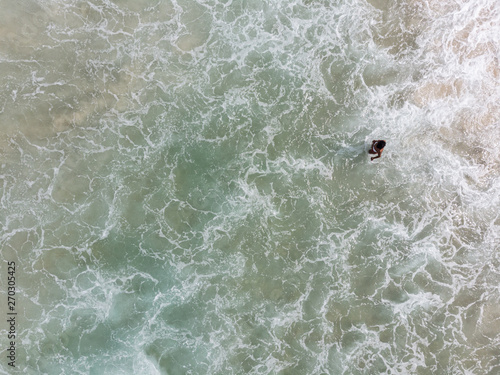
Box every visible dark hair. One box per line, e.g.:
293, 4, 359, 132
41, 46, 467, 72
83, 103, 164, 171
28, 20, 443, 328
377, 141, 386, 149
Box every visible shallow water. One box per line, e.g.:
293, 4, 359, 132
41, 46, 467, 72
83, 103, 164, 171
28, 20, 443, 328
1, 0, 500, 374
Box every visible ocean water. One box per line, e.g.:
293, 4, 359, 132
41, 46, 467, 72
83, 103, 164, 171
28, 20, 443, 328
1, 0, 500, 374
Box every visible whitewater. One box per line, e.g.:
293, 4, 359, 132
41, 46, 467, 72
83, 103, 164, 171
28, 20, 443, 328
1, 0, 499, 374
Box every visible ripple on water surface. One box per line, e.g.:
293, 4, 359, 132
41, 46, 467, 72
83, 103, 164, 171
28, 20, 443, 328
1, 0, 500, 374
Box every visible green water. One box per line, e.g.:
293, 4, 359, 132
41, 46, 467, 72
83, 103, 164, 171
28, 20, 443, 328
1, 0, 500, 374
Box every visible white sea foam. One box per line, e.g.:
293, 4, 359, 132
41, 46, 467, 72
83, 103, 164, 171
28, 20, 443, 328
1, 0, 500, 374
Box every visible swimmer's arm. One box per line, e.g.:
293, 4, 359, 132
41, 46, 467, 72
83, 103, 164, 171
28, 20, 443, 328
371, 150, 382, 161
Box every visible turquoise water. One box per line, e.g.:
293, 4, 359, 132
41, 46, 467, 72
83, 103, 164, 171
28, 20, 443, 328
1, 0, 500, 373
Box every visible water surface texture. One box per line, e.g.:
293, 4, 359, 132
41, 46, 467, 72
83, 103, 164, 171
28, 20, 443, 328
1, 0, 500, 374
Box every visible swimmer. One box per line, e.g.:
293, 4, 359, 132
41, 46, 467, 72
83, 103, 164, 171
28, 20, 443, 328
369, 140, 386, 161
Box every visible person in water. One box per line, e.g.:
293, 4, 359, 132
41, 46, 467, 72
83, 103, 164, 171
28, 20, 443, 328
369, 140, 386, 161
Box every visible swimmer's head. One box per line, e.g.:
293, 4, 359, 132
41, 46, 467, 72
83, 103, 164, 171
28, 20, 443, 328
377, 141, 386, 149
